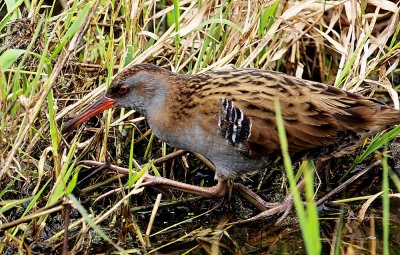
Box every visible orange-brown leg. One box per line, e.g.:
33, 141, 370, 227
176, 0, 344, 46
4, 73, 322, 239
79, 160, 229, 198
140, 175, 229, 199
78, 160, 296, 224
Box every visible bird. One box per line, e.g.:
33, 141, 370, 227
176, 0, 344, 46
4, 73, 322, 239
63, 63, 400, 221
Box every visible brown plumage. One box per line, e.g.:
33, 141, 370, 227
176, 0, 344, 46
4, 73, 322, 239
63, 63, 400, 220
183, 69, 398, 158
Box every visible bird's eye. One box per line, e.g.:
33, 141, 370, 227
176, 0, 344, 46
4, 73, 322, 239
118, 85, 129, 95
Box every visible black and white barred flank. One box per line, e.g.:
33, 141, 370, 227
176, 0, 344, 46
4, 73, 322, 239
218, 98, 251, 149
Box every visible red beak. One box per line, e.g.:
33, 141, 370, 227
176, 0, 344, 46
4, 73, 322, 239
62, 96, 115, 134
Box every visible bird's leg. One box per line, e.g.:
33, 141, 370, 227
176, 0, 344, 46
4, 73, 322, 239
78, 160, 229, 198
232, 179, 305, 225
140, 175, 229, 199
78, 160, 298, 223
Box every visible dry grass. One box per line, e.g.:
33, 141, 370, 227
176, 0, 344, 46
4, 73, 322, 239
1, 0, 399, 254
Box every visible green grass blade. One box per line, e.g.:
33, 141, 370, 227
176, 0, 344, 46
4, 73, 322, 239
333, 206, 344, 255
334, 34, 370, 88
275, 99, 321, 255
389, 168, 400, 192
172, 0, 180, 63
68, 194, 128, 254
49, 2, 91, 60
143, 132, 155, 160
47, 90, 61, 176
0, 0, 23, 30
357, 126, 400, 163
389, 21, 400, 49
0, 197, 32, 214
0, 49, 26, 70
382, 151, 390, 255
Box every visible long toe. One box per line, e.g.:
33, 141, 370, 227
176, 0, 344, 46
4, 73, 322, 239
233, 183, 281, 211
230, 202, 291, 225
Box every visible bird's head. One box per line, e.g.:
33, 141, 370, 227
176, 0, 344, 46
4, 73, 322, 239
62, 64, 169, 134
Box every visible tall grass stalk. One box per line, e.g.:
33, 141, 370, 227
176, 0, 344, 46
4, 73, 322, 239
382, 152, 390, 255
275, 99, 321, 255
172, 0, 181, 64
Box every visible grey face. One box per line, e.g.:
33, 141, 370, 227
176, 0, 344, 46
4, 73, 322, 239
62, 64, 171, 134
106, 72, 166, 116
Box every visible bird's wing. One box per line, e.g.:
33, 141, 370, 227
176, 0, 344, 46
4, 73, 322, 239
214, 71, 400, 158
